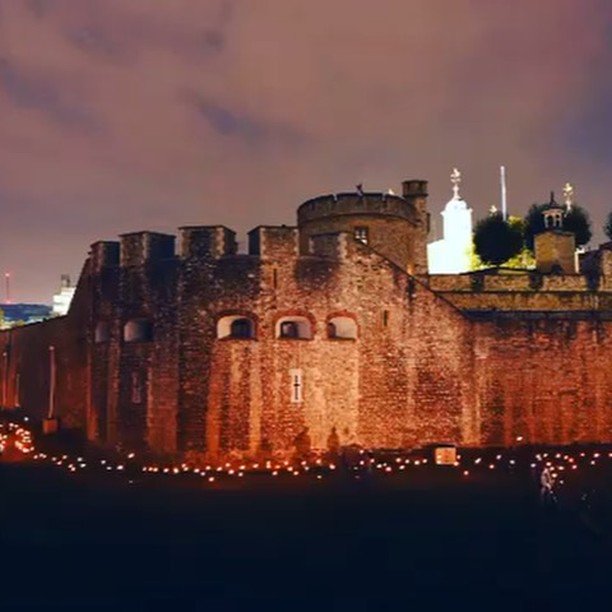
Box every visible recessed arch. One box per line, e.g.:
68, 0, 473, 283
217, 313, 257, 339
123, 318, 153, 343
94, 321, 110, 343
327, 313, 358, 340
275, 312, 315, 340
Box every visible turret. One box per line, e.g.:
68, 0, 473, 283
534, 192, 576, 274
297, 179, 429, 273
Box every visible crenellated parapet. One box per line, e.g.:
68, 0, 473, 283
179, 226, 237, 259
248, 225, 299, 259
90, 241, 120, 272
119, 232, 176, 267
297, 192, 417, 225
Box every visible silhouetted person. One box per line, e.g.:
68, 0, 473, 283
540, 466, 556, 508
327, 426, 340, 458
293, 427, 311, 461
259, 437, 273, 461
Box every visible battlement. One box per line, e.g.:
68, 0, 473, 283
90, 241, 120, 272
427, 272, 594, 293
248, 226, 298, 259
179, 226, 237, 258
119, 232, 175, 267
297, 192, 416, 225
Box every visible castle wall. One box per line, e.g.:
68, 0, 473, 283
427, 272, 612, 312
1, 214, 610, 460
0, 262, 91, 429
474, 318, 611, 445
194, 232, 476, 457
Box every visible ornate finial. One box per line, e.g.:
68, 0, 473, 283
356, 183, 364, 196
450, 167, 461, 199
563, 182, 574, 210
549, 191, 557, 206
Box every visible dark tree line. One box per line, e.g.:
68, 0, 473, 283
473, 200, 595, 267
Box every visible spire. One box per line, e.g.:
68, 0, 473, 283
450, 167, 461, 200
563, 182, 574, 211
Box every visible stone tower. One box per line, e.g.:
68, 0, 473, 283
534, 193, 577, 274
297, 180, 429, 274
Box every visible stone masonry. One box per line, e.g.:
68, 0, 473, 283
0, 178, 610, 459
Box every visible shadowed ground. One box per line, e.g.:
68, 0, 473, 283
1, 449, 610, 611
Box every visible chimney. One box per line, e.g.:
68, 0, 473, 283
401, 180, 428, 199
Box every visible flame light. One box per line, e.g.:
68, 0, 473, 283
1, 418, 610, 495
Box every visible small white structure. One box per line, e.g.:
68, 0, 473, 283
52, 274, 76, 316
427, 168, 473, 274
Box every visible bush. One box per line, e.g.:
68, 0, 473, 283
473, 212, 523, 266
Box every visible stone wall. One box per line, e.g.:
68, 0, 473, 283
194, 233, 476, 457
0, 262, 90, 429
1, 218, 610, 460
474, 318, 611, 445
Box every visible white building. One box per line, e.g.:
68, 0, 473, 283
52, 274, 76, 316
427, 168, 473, 274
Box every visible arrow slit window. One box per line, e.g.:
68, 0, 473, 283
289, 369, 303, 403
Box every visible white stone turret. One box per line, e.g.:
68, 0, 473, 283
427, 168, 473, 274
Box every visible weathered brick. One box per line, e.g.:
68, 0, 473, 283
0, 185, 610, 460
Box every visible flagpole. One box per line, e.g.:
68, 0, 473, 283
500, 166, 507, 220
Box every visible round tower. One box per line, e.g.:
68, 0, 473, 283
297, 180, 429, 274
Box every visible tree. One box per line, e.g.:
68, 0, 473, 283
564, 205, 592, 246
473, 212, 523, 266
605, 211, 612, 241
524, 202, 592, 251
523, 203, 546, 251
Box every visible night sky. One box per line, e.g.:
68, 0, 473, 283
1, 0, 612, 303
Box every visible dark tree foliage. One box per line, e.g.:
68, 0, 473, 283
605, 211, 612, 241
524, 202, 592, 251
473, 212, 523, 266
524, 204, 546, 251
564, 205, 592, 246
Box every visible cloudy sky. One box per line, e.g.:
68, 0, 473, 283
1, 0, 611, 302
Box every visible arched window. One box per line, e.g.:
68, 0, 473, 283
327, 316, 358, 340
217, 315, 256, 339
543, 209, 563, 230
123, 319, 153, 343
276, 316, 313, 340
95, 321, 110, 343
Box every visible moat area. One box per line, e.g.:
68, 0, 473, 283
1, 419, 610, 609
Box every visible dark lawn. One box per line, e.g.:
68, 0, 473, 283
1, 456, 610, 611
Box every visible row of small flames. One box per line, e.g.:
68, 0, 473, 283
1, 419, 610, 487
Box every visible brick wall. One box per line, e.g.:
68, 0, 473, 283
474, 318, 611, 445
